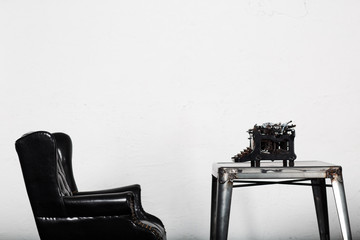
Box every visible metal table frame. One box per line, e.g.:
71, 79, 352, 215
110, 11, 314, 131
210, 161, 352, 240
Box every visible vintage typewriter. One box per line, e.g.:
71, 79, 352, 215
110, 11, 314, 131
232, 121, 296, 167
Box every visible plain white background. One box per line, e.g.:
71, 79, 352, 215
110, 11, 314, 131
1, 0, 359, 239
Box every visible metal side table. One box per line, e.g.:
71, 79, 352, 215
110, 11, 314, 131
210, 161, 352, 240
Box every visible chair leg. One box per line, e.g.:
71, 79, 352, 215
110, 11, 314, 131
311, 178, 330, 240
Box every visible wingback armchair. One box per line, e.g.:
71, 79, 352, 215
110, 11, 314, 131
15, 131, 166, 240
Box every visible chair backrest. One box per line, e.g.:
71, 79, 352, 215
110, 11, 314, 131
15, 131, 76, 217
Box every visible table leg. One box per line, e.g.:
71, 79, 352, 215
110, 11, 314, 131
211, 175, 218, 240
331, 173, 352, 240
311, 178, 330, 240
216, 178, 233, 240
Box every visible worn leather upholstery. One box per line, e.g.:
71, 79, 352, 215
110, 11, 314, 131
15, 131, 166, 240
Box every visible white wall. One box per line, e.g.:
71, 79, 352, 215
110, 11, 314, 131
1, 1, 359, 239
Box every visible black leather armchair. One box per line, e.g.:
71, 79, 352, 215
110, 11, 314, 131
15, 131, 166, 240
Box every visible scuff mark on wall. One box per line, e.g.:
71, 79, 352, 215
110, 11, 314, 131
248, 0, 308, 18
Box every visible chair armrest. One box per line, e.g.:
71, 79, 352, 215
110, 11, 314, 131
63, 191, 134, 217
74, 184, 144, 216
74, 184, 164, 227
74, 184, 141, 197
